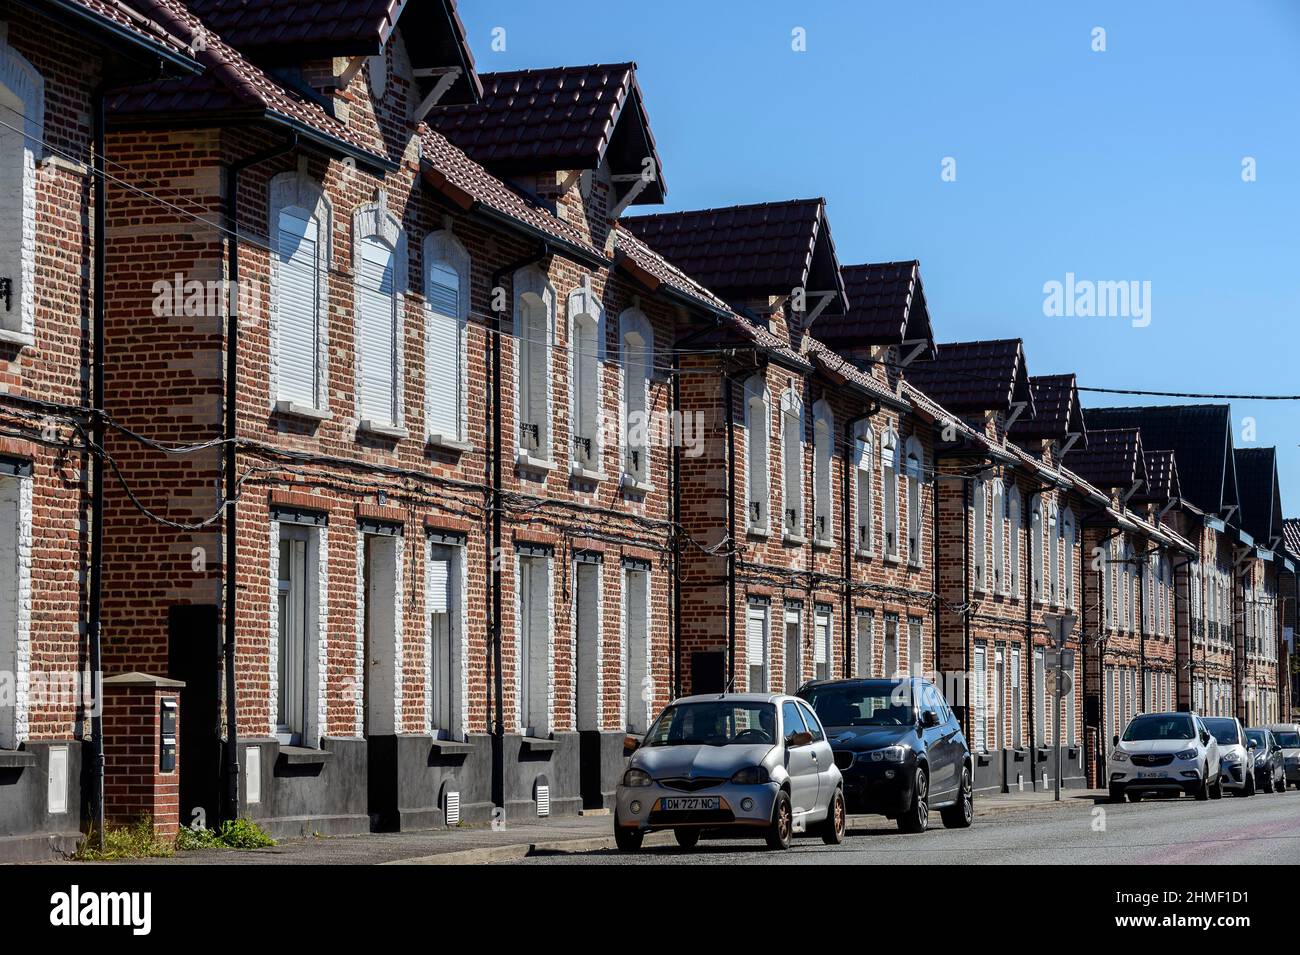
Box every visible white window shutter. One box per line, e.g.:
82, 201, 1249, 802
814, 614, 828, 665
428, 557, 450, 613
426, 263, 461, 440
358, 236, 397, 425
276, 210, 319, 407
746, 607, 766, 663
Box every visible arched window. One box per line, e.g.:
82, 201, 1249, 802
353, 200, 406, 432
1008, 487, 1022, 596
991, 479, 1005, 592
423, 230, 470, 444
514, 267, 554, 461
568, 286, 604, 471
905, 436, 923, 566
1062, 508, 1077, 608
1048, 504, 1060, 606
1123, 540, 1136, 632
854, 424, 874, 552
619, 309, 653, 485
1030, 496, 1043, 601
269, 170, 332, 415
972, 478, 987, 590
0, 36, 41, 341
744, 376, 770, 532
781, 387, 805, 538
812, 401, 834, 544
881, 428, 898, 557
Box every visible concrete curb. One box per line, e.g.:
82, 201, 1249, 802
385, 830, 673, 865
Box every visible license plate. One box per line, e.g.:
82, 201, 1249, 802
1135, 771, 1166, 779
660, 797, 719, 811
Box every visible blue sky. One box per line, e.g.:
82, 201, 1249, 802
459, 1, 1300, 517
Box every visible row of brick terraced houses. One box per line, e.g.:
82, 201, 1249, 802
0, 0, 1293, 860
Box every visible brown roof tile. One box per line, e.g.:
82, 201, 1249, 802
1143, 449, 1181, 502
816, 261, 934, 355
1068, 428, 1146, 492
1234, 447, 1283, 544
431, 63, 663, 202
902, 339, 1034, 415
621, 198, 847, 309
54, 0, 196, 61
1010, 374, 1086, 443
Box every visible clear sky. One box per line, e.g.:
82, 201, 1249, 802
458, 0, 1300, 518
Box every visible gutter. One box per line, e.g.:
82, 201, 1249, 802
222, 134, 298, 822
20, 0, 201, 76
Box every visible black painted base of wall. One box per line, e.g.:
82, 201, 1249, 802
239, 737, 370, 839
367, 733, 494, 830
0, 740, 82, 862
579, 730, 628, 810
503, 732, 582, 822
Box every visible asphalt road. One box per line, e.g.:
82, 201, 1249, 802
513, 787, 1300, 865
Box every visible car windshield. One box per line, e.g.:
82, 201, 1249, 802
1274, 731, 1300, 748
1245, 730, 1267, 747
1122, 714, 1195, 742
644, 701, 777, 747
1203, 718, 1241, 746
803, 681, 915, 727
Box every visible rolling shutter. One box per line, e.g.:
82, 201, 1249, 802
745, 605, 766, 664
973, 646, 987, 752
426, 263, 461, 439
276, 210, 319, 407
358, 235, 397, 425
428, 556, 450, 613
813, 611, 829, 665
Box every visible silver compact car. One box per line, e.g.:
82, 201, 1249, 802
1264, 724, 1300, 789
1204, 716, 1254, 795
1107, 711, 1222, 802
614, 693, 846, 852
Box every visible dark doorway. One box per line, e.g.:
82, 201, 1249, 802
168, 605, 221, 830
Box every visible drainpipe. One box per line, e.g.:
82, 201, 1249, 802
1078, 521, 1089, 784
724, 374, 736, 687
932, 450, 942, 689
962, 472, 972, 741
488, 243, 550, 808
222, 135, 297, 823
1137, 551, 1147, 711
671, 351, 682, 698
88, 85, 106, 850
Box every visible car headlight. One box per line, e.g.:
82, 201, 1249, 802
862, 745, 909, 763
729, 766, 770, 785
1175, 749, 1198, 761
622, 768, 652, 788
1111, 750, 1129, 763
1221, 751, 1240, 763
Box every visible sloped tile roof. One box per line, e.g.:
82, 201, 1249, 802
1283, 518, 1300, 559
622, 198, 846, 309
431, 63, 662, 201
1234, 447, 1283, 544
1010, 374, 1086, 443
1084, 405, 1238, 516
1067, 428, 1146, 492
816, 261, 934, 356
902, 339, 1034, 415
111, 0, 389, 167
1143, 449, 1181, 502
54, 0, 196, 61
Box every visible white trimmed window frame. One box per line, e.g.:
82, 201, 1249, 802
268, 518, 328, 747
0, 27, 41, 345
0, 470, 32, 750
567, 285, 605, 476
881, 426, 899, 559
853, 423, 874, 554
812, 400, 834, 546
425, 537, 468, 740
904, 436, 924, 567
351, 198, 408, 434
618, 308, 654, 489
268, 168, 332, 415
422, 230, 470, 446
514, 266, 556, 467
743, 375, 771, 534
779, 386, 805, 541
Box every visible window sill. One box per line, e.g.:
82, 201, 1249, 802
358, 420, 408, 440
517, 451, 555, 473
747, 526, 770, 540
782, 533, 808, 547
882, 553, 900, 565
854, 548, 875, 560
812, 539, 835, 552
429, 739, 475, 756
274, 400, 331, 422
907, 560, 924, 570
521, 736, 558, 753
277, 745, 332, 766
0, 749, 38, 769
570, 463, 607, 482
0, 328, 34, 349
427, 434, 473, 454
620, 475, 653, 494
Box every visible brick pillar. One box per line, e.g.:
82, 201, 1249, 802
102, 673, 184, 840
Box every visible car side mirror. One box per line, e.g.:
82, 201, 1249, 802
1201, 733, 1211, 745
1112, 734, 1120, 748
1248, 739, 1258, 749
786, 731, 812, 748
623, 734, 640, 756
921, 710, 941, 728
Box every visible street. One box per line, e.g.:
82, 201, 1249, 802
512, 791, 1300, 865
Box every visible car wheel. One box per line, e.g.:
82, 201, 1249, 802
1126, 792, 1142, 803
1109, 785, 1124, 804
1195, 768, 1210, 801
1261, 772, 1273, 794
819, 788, 847, 845
614, 819, 644, 853
897, 766, 929, 834
1210, 773, 1223, 800
1243, 771, 1255, 797
673, 828, 700, 850
941, 766, 974, 829
766, 791, 793, 850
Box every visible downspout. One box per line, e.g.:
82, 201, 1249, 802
932, 450, 942, 686
1137, 552, 1146, 710
725, 374, 736, 687
671, 351, 682, 698
222, 134, 297, 822
1172, 557, 1193, 711
489, 243, 550, 808
1025, 491, 1036, 775
962, 472, 972, 741
88, 85, 106, 850
1078, 520, 1089, 784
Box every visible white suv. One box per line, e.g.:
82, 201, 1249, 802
1108, 712, 1222, 803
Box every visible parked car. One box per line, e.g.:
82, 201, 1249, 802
614, 693, 846, 852
1264, 724, 1300, 790
1108, 712, 1222, 802
799, 677, 973, 833
1245, 727, 1286, 793
1204, 717, 1254, 796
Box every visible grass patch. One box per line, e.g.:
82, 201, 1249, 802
176, 818, 276, 852
76, 818, 174, 861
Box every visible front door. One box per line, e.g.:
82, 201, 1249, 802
781, 701, 819, 816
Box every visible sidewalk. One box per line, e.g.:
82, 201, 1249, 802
91, 787, 1105, 866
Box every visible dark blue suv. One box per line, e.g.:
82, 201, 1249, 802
800, 678, 973, 833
